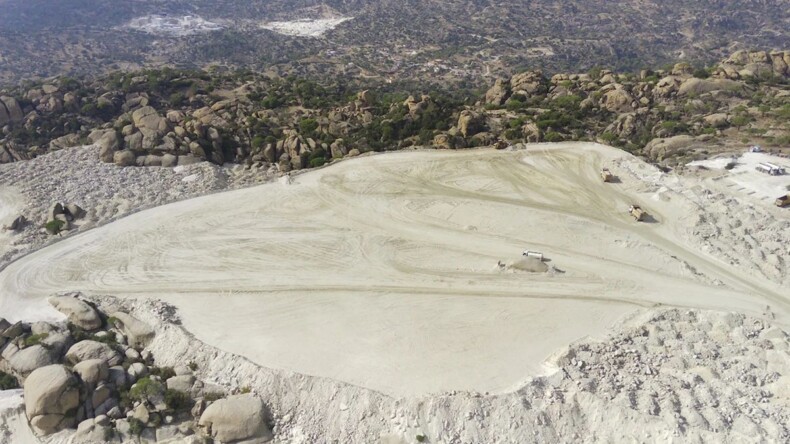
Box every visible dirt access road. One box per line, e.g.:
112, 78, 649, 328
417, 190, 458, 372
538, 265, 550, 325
0, 143, 786, 397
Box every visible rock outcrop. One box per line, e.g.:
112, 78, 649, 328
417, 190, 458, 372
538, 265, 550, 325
198, 394, 271, 443
65, 340, 123, 366
484, 79, 510, 106
49, 296, 102, 331
110, 312, 154, 350
24, 365, 81, 435
644, 135, 696, 160
716, 50, 790, 80
0, 96, 24, 126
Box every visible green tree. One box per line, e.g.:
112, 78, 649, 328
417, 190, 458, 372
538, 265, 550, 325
299, 118, 319, 137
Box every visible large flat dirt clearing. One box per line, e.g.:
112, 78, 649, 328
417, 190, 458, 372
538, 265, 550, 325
1, 143, 786, 396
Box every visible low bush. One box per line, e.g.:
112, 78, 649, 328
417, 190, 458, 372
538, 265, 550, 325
309, 157, 326, 168
129, 418, 145, 436
164, 389, 192, 411
45, 219, 65, 235
0, 371, 19, 390
203, 392, 225, 402
129, 377, 164, 401
149, 366, 176, 380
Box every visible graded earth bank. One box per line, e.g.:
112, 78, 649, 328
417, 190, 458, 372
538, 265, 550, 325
0, 143, 787, 397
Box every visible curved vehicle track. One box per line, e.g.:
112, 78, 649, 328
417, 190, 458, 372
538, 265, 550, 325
0, 143, 786, 396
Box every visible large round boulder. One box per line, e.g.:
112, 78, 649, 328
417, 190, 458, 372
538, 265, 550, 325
24, 365, 81, 435
600, 87, 635, 113
48, 296, 102, 331
66, 340, 122, 366
198, 394, 271, 443
110, 312, 154, 350
113, 149, 136, 167
7, 344, 58, 375
72, 359, 109, 387
644, 135, 695, 161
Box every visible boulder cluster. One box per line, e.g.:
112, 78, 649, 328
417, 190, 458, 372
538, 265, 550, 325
1, 50, 788, 169
716, 50, 790, 80
46, 202, 86, 235
0, 294, 272, 443
84, 88, 385, 171
451, 49, 789, 164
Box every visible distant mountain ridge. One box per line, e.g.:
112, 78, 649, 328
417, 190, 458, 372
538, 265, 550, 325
0, 0, 788, 86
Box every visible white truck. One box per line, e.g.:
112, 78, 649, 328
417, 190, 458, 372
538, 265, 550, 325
522, 250, 544, 261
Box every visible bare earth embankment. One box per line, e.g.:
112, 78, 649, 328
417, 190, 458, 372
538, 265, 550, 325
0, 142, 788, 442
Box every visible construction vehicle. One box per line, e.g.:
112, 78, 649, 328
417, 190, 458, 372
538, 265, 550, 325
756, 163, 786, 176
601, 168, 614, 182
522, 250, 544, 261
776, 194, 790, 208
629, 205, 647, 221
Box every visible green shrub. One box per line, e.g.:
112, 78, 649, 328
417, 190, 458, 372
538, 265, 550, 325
692, 68, 710, 79
308, 154, 328, 168
45, 219, 65, 235
731, 115, 751, 129
118, 388, 132, 410
149, 367, 176, 380
416, 434, 427, 443
24, 333, 49, 347
599, 131, 617, 143
0, 371, 19, 390
129, 418, 145, 436
203, 392, 225, 402
169, 92, 185, 106
251, 135, 266, 149
299, 118, 319, 136
544, 131, 564, 142
91, 331, 117, 345
129, 377, 164, 401
67, 323, 90, 342
67, 322, 117, 345
508, 118, 524, 129
164, 389, 192, 411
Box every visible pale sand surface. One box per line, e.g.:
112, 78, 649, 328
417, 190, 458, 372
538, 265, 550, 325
0, 143, 787, 396
0, 187, 23, 264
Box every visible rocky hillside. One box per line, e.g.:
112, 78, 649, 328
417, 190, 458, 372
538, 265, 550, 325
0, 0, 787, 86
0, 50, 788, 171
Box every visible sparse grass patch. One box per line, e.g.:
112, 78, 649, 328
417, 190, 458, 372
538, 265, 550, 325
24, 333, 49, 347
204, 392, 225, 402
